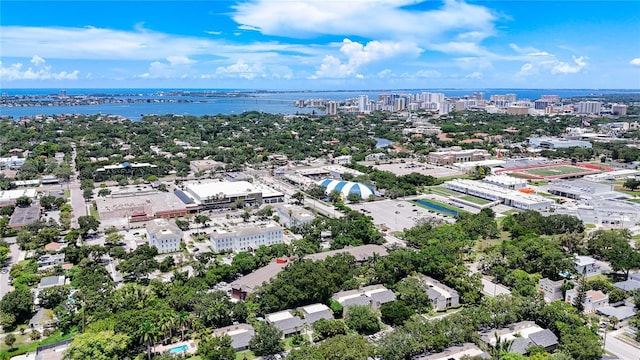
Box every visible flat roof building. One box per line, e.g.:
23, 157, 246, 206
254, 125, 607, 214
427, 148, 491, 165
445, 179, 553, 211
209, 222, 284, 253
276, 204, 315, 228
184, 180, 284, 209
483, 174, 528, 190
527, 137, 592, 149
146, 218, 182, 254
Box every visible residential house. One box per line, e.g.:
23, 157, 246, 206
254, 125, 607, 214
37, 254, 65, 269
538, 278, 566, 302
29, 308, 57, 333
332, 284, 396, 310
480, 321, 559, 355
412, 343, 490, 360
565, 289, 609, 313
574, 255, 600, 277
212, 324, 255, 351
265, 310, 305, 338
299, 303, 334, 325
421, 276, 460, 311
614, 272, 640, 292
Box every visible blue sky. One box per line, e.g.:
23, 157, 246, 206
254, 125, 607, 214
1, 0, 639, 89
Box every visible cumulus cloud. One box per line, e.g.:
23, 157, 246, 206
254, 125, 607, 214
232, 0, 497, 44
30, 55, 46, 66
551, 56, 588, 74
0, 57, 79, 81
311, 39, 422, 79
214, 60, 265, 79
630, 58, 640, 67
137, 56, 196, 79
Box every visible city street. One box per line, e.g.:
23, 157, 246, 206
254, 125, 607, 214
68, 146, 86, 229
603, 328, 640, 360
0, 237, 25, 300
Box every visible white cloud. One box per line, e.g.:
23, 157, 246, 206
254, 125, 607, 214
415, 69, 442, 78
630, 58, 640, 67
0, 25, 319, 61
30, 55, 46, 66
214, 60, 265, 79
205, 31, 222, 35
137, 56, 196, 79
311, 39, 421, 79
465, 71, 483, 79
0, 58, 79, 81
232, 0, 497, 43
515, 55, 589, 78
517, 63, 536, 77
429, 42, 487, 56
551, 56, 588, 74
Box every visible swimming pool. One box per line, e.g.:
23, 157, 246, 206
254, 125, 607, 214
413, 199, 459, 217
169, 344, 189, 354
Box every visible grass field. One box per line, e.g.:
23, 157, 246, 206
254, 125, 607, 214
460, 195, 491, 205
519, 165, 590, 177
425, 186, 461, 197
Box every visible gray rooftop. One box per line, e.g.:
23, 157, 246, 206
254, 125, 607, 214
38, 275, 65, 289
265, 311, 305, 335
596, 306, 637, 321
614, 279, 640, 292
212, 324, 254, 350
9, 202, 41, 227
146, 218, 182, 240
529, 329, 559, 349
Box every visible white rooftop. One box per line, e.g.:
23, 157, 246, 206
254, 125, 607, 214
266, 311, 294, 322
484, 174, 527, 186
187, 180, 257, 198
302, 303, 331, 314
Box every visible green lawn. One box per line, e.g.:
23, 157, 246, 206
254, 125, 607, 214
236, 350, 256, 359
519, 165, 590, 177
424, 186, 461, 197
501, 209, 520, 216
459, 195, 491, 205
0, 330, 76, 359
527, 180, 549, 186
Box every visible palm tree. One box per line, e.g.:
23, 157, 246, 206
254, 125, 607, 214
138, 321, 159, 360
160, 312, 176, 344
177, 311, 190, 341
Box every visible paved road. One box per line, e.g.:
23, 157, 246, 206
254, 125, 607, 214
468, 262, 511, 297
0, 238, 25, 300
604, 328, 640, 360
68, 146, 86, 228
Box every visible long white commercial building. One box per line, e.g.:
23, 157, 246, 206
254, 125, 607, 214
445, 179, 553, 210
183, 180, 284, 209
209, 222, 284, 252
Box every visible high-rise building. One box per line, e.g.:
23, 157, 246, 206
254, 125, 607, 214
326, 101, 338, 115
611, 104, 627, 116
358, 95, 368, 113
576, 101, 602, 115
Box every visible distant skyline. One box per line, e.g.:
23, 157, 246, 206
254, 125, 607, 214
1, 1, 639, 89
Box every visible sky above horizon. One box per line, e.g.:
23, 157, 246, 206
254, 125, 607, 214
1, 0, 639, 90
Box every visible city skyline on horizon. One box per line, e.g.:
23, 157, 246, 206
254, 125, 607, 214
1, 0, 639, 90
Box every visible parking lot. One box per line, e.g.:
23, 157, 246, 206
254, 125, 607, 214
350, 198, 455, 233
